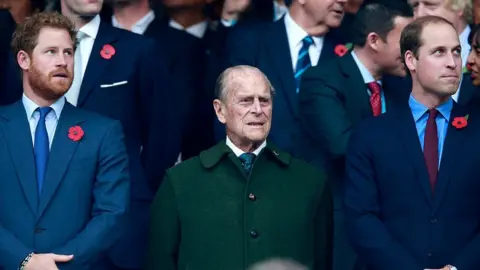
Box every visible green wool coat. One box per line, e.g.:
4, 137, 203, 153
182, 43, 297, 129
144, 141, 333, 270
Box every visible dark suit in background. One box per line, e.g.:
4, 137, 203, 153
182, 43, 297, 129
0, 101, 129, 270
70, 21, 178, 269
225, 17, 344, 153
298, 52, 409, 270
0, 9, 22, 106
345, 100, 480, 269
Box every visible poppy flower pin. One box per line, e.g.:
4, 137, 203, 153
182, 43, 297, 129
452, 114, 469, 129
100, 44, 116, 60
68, 126, 84, 142
334, 43, 352, 57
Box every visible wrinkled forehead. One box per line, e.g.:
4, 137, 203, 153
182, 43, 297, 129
227, 72, 271, 98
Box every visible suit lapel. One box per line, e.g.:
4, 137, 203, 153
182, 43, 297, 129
432, 103, 468, 213
37, 103, 83, 218
268, 19, 298, 115
318, 33, 336, 63
395, 106, 433, 207
77, 22, 119, 107
0, 101, 39, 214
339, 54, 373, 119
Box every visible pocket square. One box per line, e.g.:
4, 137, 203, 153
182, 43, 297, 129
100, 81, 128, 88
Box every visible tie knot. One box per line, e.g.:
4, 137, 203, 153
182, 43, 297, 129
428, 108, 439, 119
367, 82, 382, 94
239, 153, 255, 165
37, 107, 52, 119
302, 36, 314, 47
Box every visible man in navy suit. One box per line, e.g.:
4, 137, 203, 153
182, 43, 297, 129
0, 12, 129, 270
58, 0, 179, 269
345, 15, 480, 270
299, 3, 412, 270
225, 0, 348, 153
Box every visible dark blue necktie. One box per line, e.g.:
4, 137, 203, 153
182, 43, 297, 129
34, 107, 52, 195
239, 153, 256, 173
294, 36, 314, 93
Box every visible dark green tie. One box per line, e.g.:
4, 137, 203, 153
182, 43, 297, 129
239, 153, 256, 173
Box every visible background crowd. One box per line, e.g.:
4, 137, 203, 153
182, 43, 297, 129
1, 0, 480, 270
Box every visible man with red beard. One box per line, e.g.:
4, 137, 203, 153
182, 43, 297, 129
0, 12, 129, 270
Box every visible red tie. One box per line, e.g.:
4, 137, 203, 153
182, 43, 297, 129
367, 82, 382, 116
424, 109, 439, 191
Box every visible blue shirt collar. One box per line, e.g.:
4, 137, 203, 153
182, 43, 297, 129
408, 94, 453, 122
22, 94, 66, 120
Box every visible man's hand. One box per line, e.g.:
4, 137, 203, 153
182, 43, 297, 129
221, 0, 251, 21
23, 253, 73, 270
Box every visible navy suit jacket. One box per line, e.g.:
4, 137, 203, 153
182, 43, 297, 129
73, 21, 177, 268
0, 101, 129, 270
225, 17, 344, 152
345, 101, 480, 270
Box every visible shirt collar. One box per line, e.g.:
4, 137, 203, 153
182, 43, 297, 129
79, 14, 101, 39
408, 94, 453, 122
22, 94, 66, 120
169, 19, 208, 39
226, 136, 267, 157
284, 12, 323, 50
273, 1, 288, 21
459, 25, 471, 67
351, 51, 380, 85
111, 10, 155, 35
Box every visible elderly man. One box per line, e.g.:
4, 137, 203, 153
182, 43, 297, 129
145, 65, 333, 270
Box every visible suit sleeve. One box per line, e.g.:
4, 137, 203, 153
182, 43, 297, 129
299, 66, 353, 159
314, 177, 334, 270
53, 121, 130, 265
343, 124, 421, 270
144, 173, 180, 270
453, 235, 480, 268
0, 225, 34, 269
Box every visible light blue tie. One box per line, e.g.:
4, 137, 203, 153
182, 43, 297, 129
294, 36, 314, 93
34, 107, 52, 195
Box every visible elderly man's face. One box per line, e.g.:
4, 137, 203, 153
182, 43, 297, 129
215, 72, 272, 146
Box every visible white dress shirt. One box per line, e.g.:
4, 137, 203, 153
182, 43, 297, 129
22, 94, 65, 149
284, 12, 324, 72
226, 136, 266, 157
452, 25, 471, 102
169, 19, 208, 39
112, 10, 155, 35
64, 15, 101, 106
273, 1, 288, 21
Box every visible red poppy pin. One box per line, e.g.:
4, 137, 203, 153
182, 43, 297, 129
68, 126, 84, 142
100, 44, 115, 60
334, 44, 348, 57
452, 114, 469, 129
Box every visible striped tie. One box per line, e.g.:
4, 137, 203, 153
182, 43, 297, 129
294, 36, 314, 93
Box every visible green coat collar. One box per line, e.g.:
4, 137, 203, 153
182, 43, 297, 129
199, 140, 291, 169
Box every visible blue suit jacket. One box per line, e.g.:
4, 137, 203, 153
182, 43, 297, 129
344, 102, 480, 269
224, 17, 344, 153
0, 101, 129, 270
74, 21, 179, 268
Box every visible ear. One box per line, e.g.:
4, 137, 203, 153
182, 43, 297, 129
213, 99, 227, 124
404, 50, 417, 72
17, 50, 31, 71
366, 32, 383, 52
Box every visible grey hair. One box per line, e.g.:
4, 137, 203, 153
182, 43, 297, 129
214, 65, 275, 102
249, 258, 308, 270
